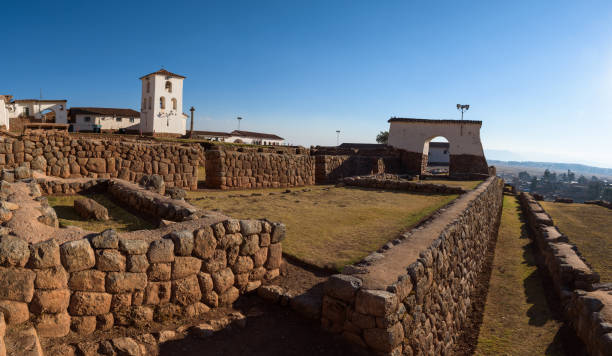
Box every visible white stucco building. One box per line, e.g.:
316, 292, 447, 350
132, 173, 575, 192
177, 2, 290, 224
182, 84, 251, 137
428, 142, 450, 165
0, 96, 11, 130
0, 96, 68, 131
139, 69, 187, 136
68, 107, 140, 133
225, 130, 284, 145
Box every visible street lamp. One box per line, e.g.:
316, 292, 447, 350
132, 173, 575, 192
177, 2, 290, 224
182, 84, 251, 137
336, 130, 341, 146
456, 104, 470, 136
237, 117, 243, 130
189, 107, 195, 138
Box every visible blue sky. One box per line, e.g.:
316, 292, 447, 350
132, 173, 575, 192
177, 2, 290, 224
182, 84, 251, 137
3, 1, 612, 167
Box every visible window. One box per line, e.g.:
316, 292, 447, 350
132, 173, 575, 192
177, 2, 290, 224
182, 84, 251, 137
146, 80, 150, 93
142, 99, 145, 110
116, 117, 122, 122
84, 116, 91, 122
160, 96, 165, 109
24, 107, 30, 116
148, 97, 152, 110
165, 81, 172, 93
171, 98, 177, 110
129, 117, 135, 123
59, 105, 64, 110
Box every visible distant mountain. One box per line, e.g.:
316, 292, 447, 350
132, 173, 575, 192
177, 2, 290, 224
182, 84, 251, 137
489, 160, 612, 177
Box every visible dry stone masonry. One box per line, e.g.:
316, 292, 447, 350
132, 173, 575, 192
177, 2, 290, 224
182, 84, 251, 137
321, 176, 503, 355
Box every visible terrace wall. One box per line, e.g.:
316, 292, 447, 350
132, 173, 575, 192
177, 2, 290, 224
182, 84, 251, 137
519, 193, 612, 356
321, 176, 503, 355
205, 146, 315, 189
0, 131, 203, 190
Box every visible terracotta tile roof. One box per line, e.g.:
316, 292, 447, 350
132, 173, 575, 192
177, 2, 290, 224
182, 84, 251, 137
69, 107, 140, 117
139, 69, 186, 80
191, 130, 232, 137
388, 117, 482, 125
13, 99, 67, 103
230, 130, 284, 140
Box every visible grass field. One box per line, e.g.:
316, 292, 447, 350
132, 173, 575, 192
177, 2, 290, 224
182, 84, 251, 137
187, 186, 457, 270
541, 202, 612, 282
475, 195, 565, 355
47, 194, 156, 232
421, 180, 482, 190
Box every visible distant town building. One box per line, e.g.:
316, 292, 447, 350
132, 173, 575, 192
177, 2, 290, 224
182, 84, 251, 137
190, 129, 285, 145
0, 95, 68, 131
68, 107, 140, 133
427, 142, 450, 165
190, 131, 232, 141
139, 69, 187, 136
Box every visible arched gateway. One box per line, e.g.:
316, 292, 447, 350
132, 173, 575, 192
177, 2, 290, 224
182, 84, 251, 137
387, 117, 489, 177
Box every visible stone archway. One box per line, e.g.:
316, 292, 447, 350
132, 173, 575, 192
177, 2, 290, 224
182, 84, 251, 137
387, 118, 489, 177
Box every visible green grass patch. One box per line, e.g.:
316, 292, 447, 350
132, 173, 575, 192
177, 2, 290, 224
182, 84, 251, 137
187, 186, 456, 270
47, 194, 156, 232
475, 196, 565, 355
541, 202, 612, 282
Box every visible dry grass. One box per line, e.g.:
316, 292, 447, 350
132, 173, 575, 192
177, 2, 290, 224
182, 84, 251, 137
187, 186, 456, 270
475, 196, 565, 355
541, 202, 612, 282
47, 194, 156, 232
421, 179, 482, 190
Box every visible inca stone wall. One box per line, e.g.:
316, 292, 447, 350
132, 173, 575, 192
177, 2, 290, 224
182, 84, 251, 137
205, 146, 315, 189
314, 155, 385, 184
342, 174, 467, 194
0, 131, 203, 190
519, 193, 612, 356
321, 176, 503, 355
0, 219, 284, 340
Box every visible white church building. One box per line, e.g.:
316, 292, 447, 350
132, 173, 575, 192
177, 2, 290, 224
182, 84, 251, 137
139, 69, 188, 136
0, 95, 68, 131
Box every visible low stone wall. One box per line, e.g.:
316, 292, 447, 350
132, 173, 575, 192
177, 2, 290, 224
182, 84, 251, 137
0, 218, 284, 341
205, 146, 314, 190
519, 193, 612, 356
321, 176, 503, 355
342, 175, 467, 195
0, 130, 203, 190
314, 155, 385, 184
585, 200, 612, 210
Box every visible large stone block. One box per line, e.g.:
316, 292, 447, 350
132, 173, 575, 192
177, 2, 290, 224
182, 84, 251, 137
127, 254, 149, 273
0, 235, 29, 267
29, 289, 70, 314
218, 286, 240, 306
355, 289, 398, 317
144, 281, 171, 305
28, 239, 60, 269
34, 312, 71, 338
69, 270, 106, 292
239, 220, 262, 235
95, 249, 126, 272
69, 292, 112, 316
106, 272, 147, 293
232, 256, 254, 274
0, 300, 29, 325
0, 267, 35, 302
265, 243, 282, 269
147, 239, 174, 263
118, 238, 149, 255
171, 275, 202, 306
35, 266, 68, 290
172, 256, 202, 280
325, 274, 362, 303
90, 229, 119, 249
169, 230, 194, 256
60, 239, 95, 272
363, 323, 404, 352
85, 158, 106, 173
74, 198, 109, 221
212, 268, 235, 294
148, 263, 171, 281
193, 227, 217, 259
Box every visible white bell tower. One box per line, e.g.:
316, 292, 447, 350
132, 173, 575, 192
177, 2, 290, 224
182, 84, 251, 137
139, 69, 187, 136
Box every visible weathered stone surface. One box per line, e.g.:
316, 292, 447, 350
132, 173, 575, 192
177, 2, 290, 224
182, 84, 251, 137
0, 235, 29, 267
271, 222, 286, 243
252, 247, 268, 267
223, 219, 241, 234
240, 235, 259, 256
69, 269, 106, 291
363, 323, 404, 352
14, 166, 31, 180
29, 289, 70, 314
291, 294, 322, 320
91, 229, 119, 249
259, 233, 271, 247
239, 220, 262, 235
69, 292, 112, 315
7, 327, 43, 356
127, 254, 149, 273
60, 239, 95, 272
171, 275, 202, 306
112, 337, 142, 356
74, 198, 109, 221
35, 266, 68, 289
257, 285, 284, 303
202, 249, 226, 273
71, 315, 96, 335
95, 249, 126, 271
144, 281, 171, 305
148, 263, 171, 281
28, 239, 60, 269
197, 272, 214, 294
325, 274, 363, 302
233, 256, 254, 274
185, 302, 210, 318
172, 256, 202, 279
212, 268, 235, 294
86, 158, 106, 173
355, 289, 398, 317
0, 267, 35, 302
34, 312, 70, 338
96, 313, 114, 331
0, 300, 29, 324
38, 206, 58, 227
106, 272, 147, 293
119, 238, 149, 255
169, 230, 194, 256
147, 239, 174, 263
218, 286, 239, 306
193, 227, 216, 259
265, 243, 282, 269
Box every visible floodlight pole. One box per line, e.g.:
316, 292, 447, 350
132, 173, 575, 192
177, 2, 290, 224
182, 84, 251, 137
456, 104, 470, 136
237, 117, 242, 130
189, 106, 195, 138
336, 130, 340, 146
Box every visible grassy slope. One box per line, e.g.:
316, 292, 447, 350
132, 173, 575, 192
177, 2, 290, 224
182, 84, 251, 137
187, 186, 456, 270
475, 196, 565, 356
541, 202, 612, 282
47, 194, 155, 232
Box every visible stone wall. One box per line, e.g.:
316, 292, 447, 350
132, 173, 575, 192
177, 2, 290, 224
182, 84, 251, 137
519, 193, 611, 356
314, 155, 385, 184
342, 175, 467, 195
321, 176, 503, 355
0, 131, 203, 190
205, 146, 315, 189
0, 218, 284, 341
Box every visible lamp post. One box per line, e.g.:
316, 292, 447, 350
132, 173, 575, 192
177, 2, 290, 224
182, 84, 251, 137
189, 106, 195, 138
456, 104, 470, 135
237, 117, 243, 130
336, 130, 340, 146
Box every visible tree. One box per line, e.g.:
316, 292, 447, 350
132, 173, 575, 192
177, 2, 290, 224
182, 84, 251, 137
578, 175, 588, 185
376, 131, 389, 144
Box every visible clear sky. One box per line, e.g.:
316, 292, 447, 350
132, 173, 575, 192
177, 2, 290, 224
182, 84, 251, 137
3, 1, 612, 167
